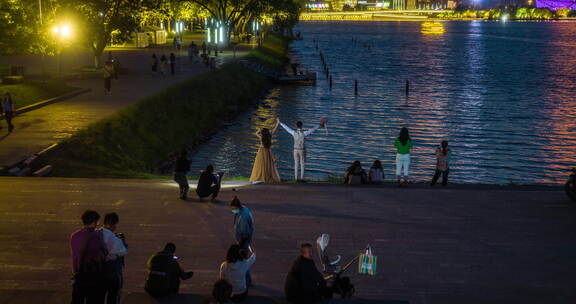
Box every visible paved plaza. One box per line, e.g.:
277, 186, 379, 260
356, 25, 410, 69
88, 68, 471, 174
0, 178, 574, 303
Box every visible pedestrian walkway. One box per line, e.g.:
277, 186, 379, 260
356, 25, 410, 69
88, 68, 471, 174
0, 178, 573, 304
0, 45, 246, 168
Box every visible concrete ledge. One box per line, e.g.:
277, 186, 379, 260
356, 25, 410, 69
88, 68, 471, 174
13, 87, 91, 116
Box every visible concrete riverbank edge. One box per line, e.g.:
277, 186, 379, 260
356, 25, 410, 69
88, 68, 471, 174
0, 88, 91, 119
32, 34, 290, 178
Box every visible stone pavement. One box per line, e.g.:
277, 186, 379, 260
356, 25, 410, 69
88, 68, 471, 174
0, 45, 247, 168
0, 178, 575, 303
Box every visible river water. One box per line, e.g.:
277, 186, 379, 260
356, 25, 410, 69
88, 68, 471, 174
191, 21, 576, 184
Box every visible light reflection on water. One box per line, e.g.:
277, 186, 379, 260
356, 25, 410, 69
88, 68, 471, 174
191, 21, 576, 184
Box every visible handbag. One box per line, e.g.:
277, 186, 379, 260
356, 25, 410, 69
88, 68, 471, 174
358, 247, 377, 276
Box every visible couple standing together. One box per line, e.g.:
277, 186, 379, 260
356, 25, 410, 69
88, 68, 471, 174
249, 118, 327, 183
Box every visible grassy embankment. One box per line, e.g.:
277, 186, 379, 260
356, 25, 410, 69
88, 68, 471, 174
36, 34, 289, 178
0, 80, 78, 109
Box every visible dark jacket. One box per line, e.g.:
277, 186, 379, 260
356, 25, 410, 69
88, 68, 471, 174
234, 207, 254, 247
174, 157, 191, 173
285, 256, 326, 304
196, 171, 218, 196
145, 250, 192, 298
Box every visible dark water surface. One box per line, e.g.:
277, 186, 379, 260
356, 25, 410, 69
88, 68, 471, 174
191, 21, 576, 184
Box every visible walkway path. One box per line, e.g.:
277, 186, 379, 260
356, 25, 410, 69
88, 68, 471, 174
0, 178, 573, 303
0, 44, 246, 168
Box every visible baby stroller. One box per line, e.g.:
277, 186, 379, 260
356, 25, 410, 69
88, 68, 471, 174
317, 233, 367, 299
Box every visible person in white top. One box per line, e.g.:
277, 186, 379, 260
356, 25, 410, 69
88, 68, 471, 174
220, 244, 256, 302
278, 118, 324, 181
101, 212, 128, 304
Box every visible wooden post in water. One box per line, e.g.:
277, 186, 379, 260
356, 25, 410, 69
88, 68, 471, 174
329, 75, 333, 89
354, 79, 358, 95
405, 80, 410, 95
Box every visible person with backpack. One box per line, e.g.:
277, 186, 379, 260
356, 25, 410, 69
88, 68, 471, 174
431, 140, 450, 186
70, 210, 108, 304
394, 127, 413, 185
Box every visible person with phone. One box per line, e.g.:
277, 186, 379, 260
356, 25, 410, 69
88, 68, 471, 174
145, 243, 193, 298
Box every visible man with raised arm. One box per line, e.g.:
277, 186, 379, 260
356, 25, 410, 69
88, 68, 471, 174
278, 118, 324, 182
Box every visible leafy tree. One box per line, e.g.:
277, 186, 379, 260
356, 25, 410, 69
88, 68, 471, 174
60, 0, 160, 67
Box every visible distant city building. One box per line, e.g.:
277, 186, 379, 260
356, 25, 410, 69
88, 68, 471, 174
536, 0, 576, 8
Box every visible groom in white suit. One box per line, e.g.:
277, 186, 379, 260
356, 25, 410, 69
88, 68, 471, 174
278, 118, 324, 182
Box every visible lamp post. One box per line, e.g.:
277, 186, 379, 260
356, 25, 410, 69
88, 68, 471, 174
51, 23, 73, 77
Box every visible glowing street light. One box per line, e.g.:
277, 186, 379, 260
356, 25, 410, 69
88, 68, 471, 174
51, 22, 74, 76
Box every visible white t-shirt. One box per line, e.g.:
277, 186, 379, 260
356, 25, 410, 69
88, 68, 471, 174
219, 253, 256, 295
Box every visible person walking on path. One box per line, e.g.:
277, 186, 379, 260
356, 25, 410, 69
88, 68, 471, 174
394, 127, 413, 185
278, 118, 325, 182
151, 54, 158, 74
101, 212, 128, 304
202, 42, 207, 56
2, 92, 15, 132
229, 196, 254, 287
70, 210, 108, 304
249, 120, 281, 184
160, 55, 168, 76
431, 140, 450, 186
219, 244, 256, 302
103, 62, 113, 94
174, 149, 191, 200
169, 53, 176, 75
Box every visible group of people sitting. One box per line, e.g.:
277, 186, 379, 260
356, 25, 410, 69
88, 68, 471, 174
344, 127, 451, 187
70, 197, 334, 304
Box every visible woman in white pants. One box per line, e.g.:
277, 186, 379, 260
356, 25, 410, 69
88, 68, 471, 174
394, 127, 413, 184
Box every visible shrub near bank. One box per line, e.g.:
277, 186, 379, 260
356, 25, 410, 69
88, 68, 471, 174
37, 34, 289, 178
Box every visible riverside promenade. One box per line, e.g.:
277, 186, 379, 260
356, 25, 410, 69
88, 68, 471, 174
0, 178, 574, 303
0, 42, 245, 169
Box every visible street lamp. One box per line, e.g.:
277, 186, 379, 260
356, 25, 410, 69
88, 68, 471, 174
51, 23, 73, 76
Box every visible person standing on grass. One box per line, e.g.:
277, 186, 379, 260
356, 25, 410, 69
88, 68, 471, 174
431, 140, 450, 186
169, 53, 176, 75
229, 196, 254, 287
394, 127, 413, 185
2, 92, 15, 132
101, 212, 128, 304
103, 61, 113, 94
70, 210, 108, 304
174, 149, 191, 200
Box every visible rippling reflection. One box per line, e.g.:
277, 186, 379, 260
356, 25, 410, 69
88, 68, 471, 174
191, 21, 576, 184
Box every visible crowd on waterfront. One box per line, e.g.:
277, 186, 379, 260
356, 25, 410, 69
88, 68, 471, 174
70, 196, 337, 303
231, 117, 452, 187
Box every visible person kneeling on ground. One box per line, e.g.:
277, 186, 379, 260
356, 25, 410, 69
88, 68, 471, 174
369, 160, 385, 184
219, 244, 256, 302
145, 243, 193, 298
196, 165, 224, 201
344, 161, 367, 185
285, 243, 332, 304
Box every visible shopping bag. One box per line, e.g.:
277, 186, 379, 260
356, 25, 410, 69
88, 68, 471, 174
358, 247, 377, 276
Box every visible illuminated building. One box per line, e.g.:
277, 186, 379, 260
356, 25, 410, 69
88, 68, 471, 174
535, 0, 576, 9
